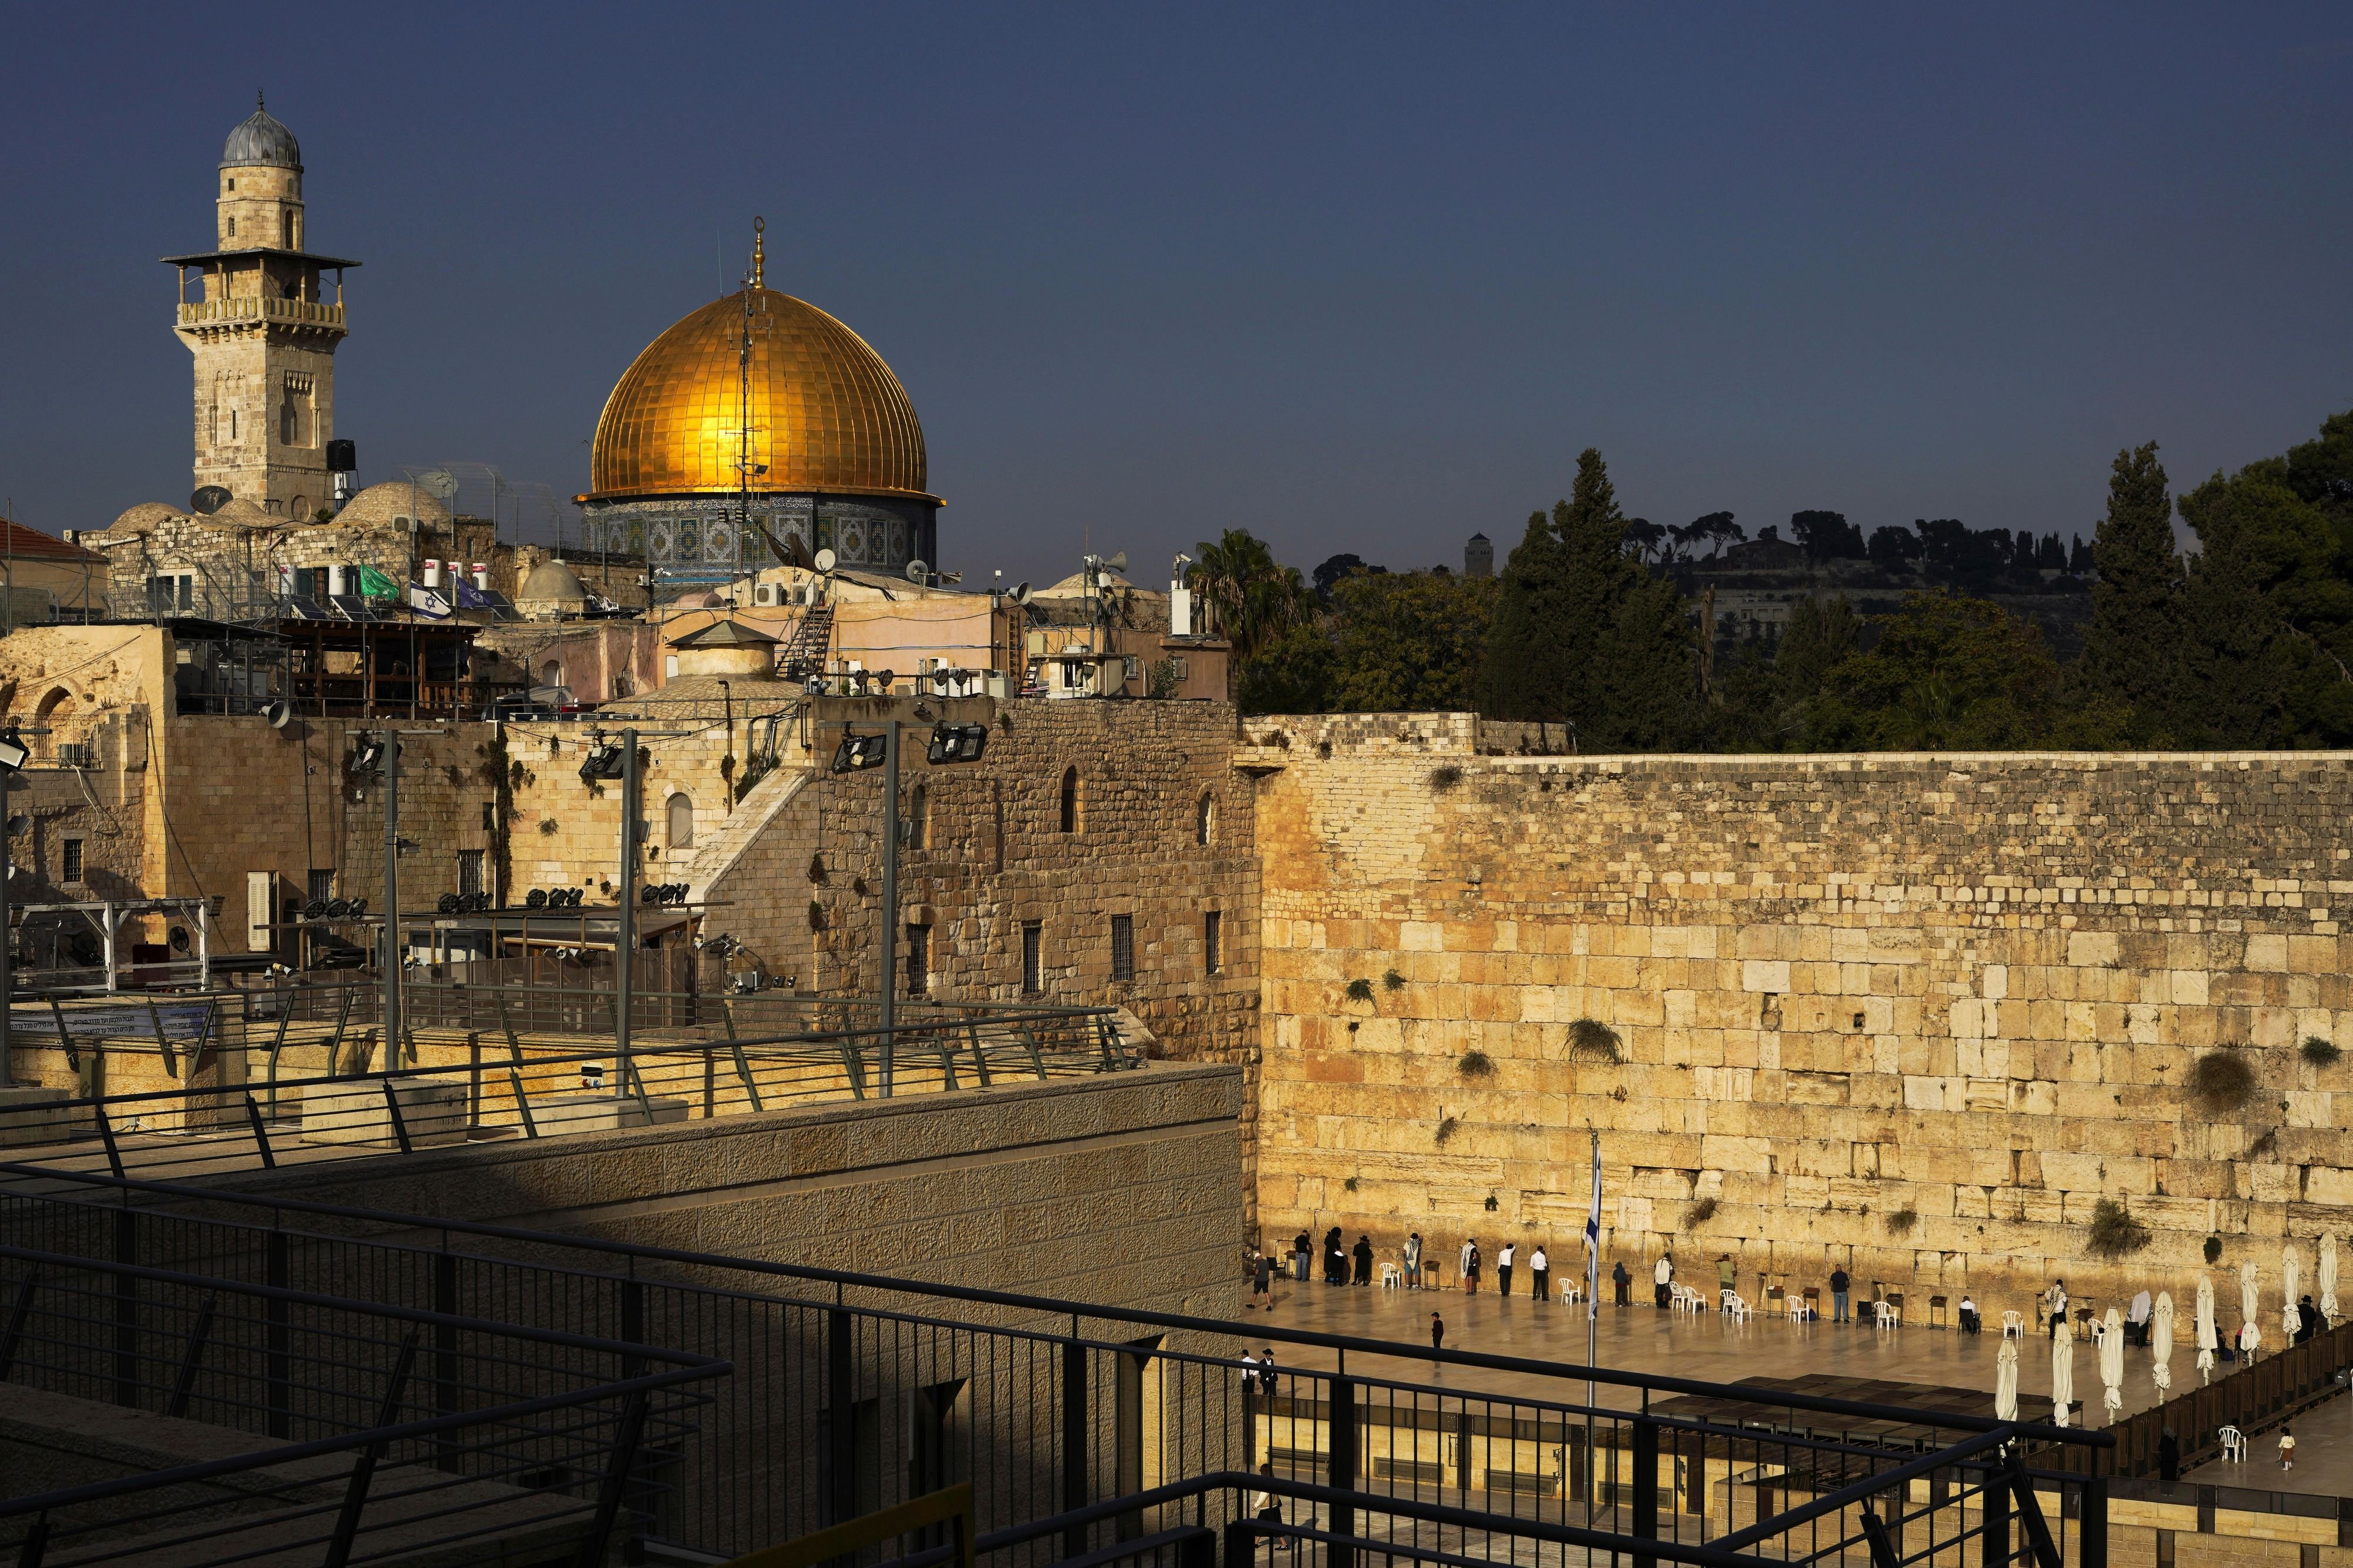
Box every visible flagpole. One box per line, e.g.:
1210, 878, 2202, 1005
1585, 1127, 1601, 1526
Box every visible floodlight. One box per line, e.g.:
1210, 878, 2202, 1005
578, 739, 626, 783
525, 888, 548, 908
831, 730, 888, 775
349, 735, 386, 774
0, 729, 29, 774
302, 898, 328, 920
641, 885, 661, 905
438, 893, 460, 914
325, 898, 352, 919
927, 722, 989, 765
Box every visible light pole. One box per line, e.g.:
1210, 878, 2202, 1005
616, 728, 638, 1101
381, 734, 401, 1057
0, 723, 30, 1089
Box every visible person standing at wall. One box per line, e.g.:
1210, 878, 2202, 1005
1531, 1244, 1549, 1300
1654, 1252, 1674, 1309
1404, 1232, 1424, 1289
1614, 1259, 1632, 1307
1829, 1266, 1850, 1324
1293, 1229, 1311, 1284
1497, 1241, 1515, 1298
1461, 1238, 1481, 1293
1352, 1235, 1374, 1287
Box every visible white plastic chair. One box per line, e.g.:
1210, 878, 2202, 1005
2001, 1311, 2024, 1338
1727, 1293, 1752, 1322
1379, 1263, 1402, 1290
2219, 1426, 2246, 1462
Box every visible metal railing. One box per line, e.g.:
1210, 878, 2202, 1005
2041, 1315, 2353, 1479
176, 295, 346, 329
0, 1233, 724, 1565
0, 980, 1135, 1184
0, 1167, 2111, 1568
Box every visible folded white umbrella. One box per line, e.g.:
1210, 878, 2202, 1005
2284, 1245, 2302, 1340
2152, 1291, 2175, 1394
2322, 1234, 2339, 1329
2196, 1274, 2218, 1384
2242, 1262, 2260, 1345
2050, 1327, 2075, 1427
1997, 1335, 2019, 1422
2101, 1307, 2126, 1420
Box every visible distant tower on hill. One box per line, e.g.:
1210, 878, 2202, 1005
1464, 532, 1494, 579
163, 95, 358, 520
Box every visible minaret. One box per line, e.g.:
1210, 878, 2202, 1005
163, 95, 359, 521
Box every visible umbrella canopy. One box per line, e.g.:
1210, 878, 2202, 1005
2323, 1235, 2339, 1329
2284, 1245, 2302, 1340
1997, 1336, 2020, 1423
2241, 1261, 2259, 1339
2051, 1329, 2075, 1427
2101, 1306, 2126, 1419
2152, 1291, 2175, 1393
2197, 1273, 2218, 1384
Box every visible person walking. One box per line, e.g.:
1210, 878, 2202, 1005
1497, 1242, 1515, 1299
2298, 1295, 2319, 1344
1829, 1266, 1851, 1324
1614, 1259, 1632, 1307
1654, 1252, 1674, 1309
2280, 1424, 2297, 1472
1404, 1232, 1424, 1289
1531, 1245, 1549, 1300
1251, 1460, 1285, 1556
1252, 1250, 1274, 1310
1352, 1235, 1374, 1287
1716, 1254, 1737, 1312
1259, 1349, 1278, 1400
1293, 1230, 1312, 1284
1431, 1312, 1445, 1354
1240, 1348, 1260, 1401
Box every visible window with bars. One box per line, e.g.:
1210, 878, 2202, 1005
61, 839, 84, 885
1021, 920, 1043, 996
308, 869, 335, 903
1110, 915, 1134, 982
907, 925, 931, 997
456, 849, 484, 898
1204, 910, 1222, 976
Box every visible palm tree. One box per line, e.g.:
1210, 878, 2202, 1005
1188, 530, 1311, 656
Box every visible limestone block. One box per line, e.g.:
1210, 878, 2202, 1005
1741, 959, 1790, 993
2245, 935, 2288, 972
529, 1093, 691, 1135
301, 1077, 468, 1146
0, 1087, 72, 1147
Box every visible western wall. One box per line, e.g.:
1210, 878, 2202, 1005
1244, 713, 2353, 1311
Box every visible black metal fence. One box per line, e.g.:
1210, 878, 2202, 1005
0, 1232, 725, 1565
0, 1167, 2111, 1568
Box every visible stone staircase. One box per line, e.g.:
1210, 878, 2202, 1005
680, 750, 815, 902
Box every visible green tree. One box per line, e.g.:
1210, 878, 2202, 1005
2081, 442, 2184, 740
1805, 591, 2128, 750
1187, 529, 1314, 699
1477, 448, 1696, 746
1324, 571, 1496, 712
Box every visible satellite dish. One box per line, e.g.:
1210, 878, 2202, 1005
1011, 581, 1032, 606
905, 559, 930, 586
191, 485, 232, 516
415, 469, 459, 501
1104, 551, 1127, 575
814, 548, 838, 573
260, 699, 293, 730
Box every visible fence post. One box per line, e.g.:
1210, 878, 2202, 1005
266, 1227, 290, 1439
1328, 1374, 1357, 1568
1632, 1414, 1658, 1568
112, 1207, 137, 1407
826, 1307, 857, 1527
1981, 1463, 2011, 1568
321, 1326, 419, 1568
244, 1095, 276, 1169
164, 1291, 218, 1419
1062, 1335, 1089, 1560
434, 1251, 459, 1474
2079, 1473, 2108, 1568
578, 1390, 653, 1568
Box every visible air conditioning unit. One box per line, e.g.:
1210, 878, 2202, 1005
56, 742, 94, 770
753, 583, 779, 606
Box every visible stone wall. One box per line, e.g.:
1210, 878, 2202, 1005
1248, 714, 2353, 1312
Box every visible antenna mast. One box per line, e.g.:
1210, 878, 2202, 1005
734, 217, 767, 588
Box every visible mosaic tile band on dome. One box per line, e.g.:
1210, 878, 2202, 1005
579, 259, 939, 581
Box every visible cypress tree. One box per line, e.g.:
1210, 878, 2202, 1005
1475, 505, 1572, 720
2080, 442, 2185, 739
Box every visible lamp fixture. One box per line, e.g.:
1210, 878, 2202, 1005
830, 730, 889, 774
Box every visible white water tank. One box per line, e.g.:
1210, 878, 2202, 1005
422, 559, 443, 588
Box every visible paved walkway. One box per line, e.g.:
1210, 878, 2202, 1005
1242, 1274, 2183, 1426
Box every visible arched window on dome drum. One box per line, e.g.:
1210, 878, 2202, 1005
667, 793, 694, 850
1059, 767, 1080, 835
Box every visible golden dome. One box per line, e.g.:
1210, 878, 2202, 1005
588, 288, 931, 502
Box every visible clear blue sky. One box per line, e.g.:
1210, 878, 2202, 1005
4, 4, 2348, 585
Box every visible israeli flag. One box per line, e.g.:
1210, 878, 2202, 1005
1585, 1139, 1604, 1315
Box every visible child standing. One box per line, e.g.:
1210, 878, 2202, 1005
2279, 1426, 2296, 1472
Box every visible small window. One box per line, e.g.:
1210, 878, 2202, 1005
1122, 655, 1141, 682
456, 849, 484, 897
226, 216, 236, 238
62, 839, 85, 885
1021, 920, 1043, 996
481, 802, 496, 831
1204, 910, 1222, 976
908, 783, 928, 851
1196, 793, 1215, 848
1110, 915, 1134, 982
906, 924, 930, 997
1059, 767, 1079, 833
282, 211, 296, 249
1171, 655, 1189, 680
667, 793, 695, 849
308, 869, 335, 903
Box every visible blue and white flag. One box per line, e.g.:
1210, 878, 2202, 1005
1585, 1139, 1604, 1316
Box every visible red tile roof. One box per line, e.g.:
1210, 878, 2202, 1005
0, 519, 104, 563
